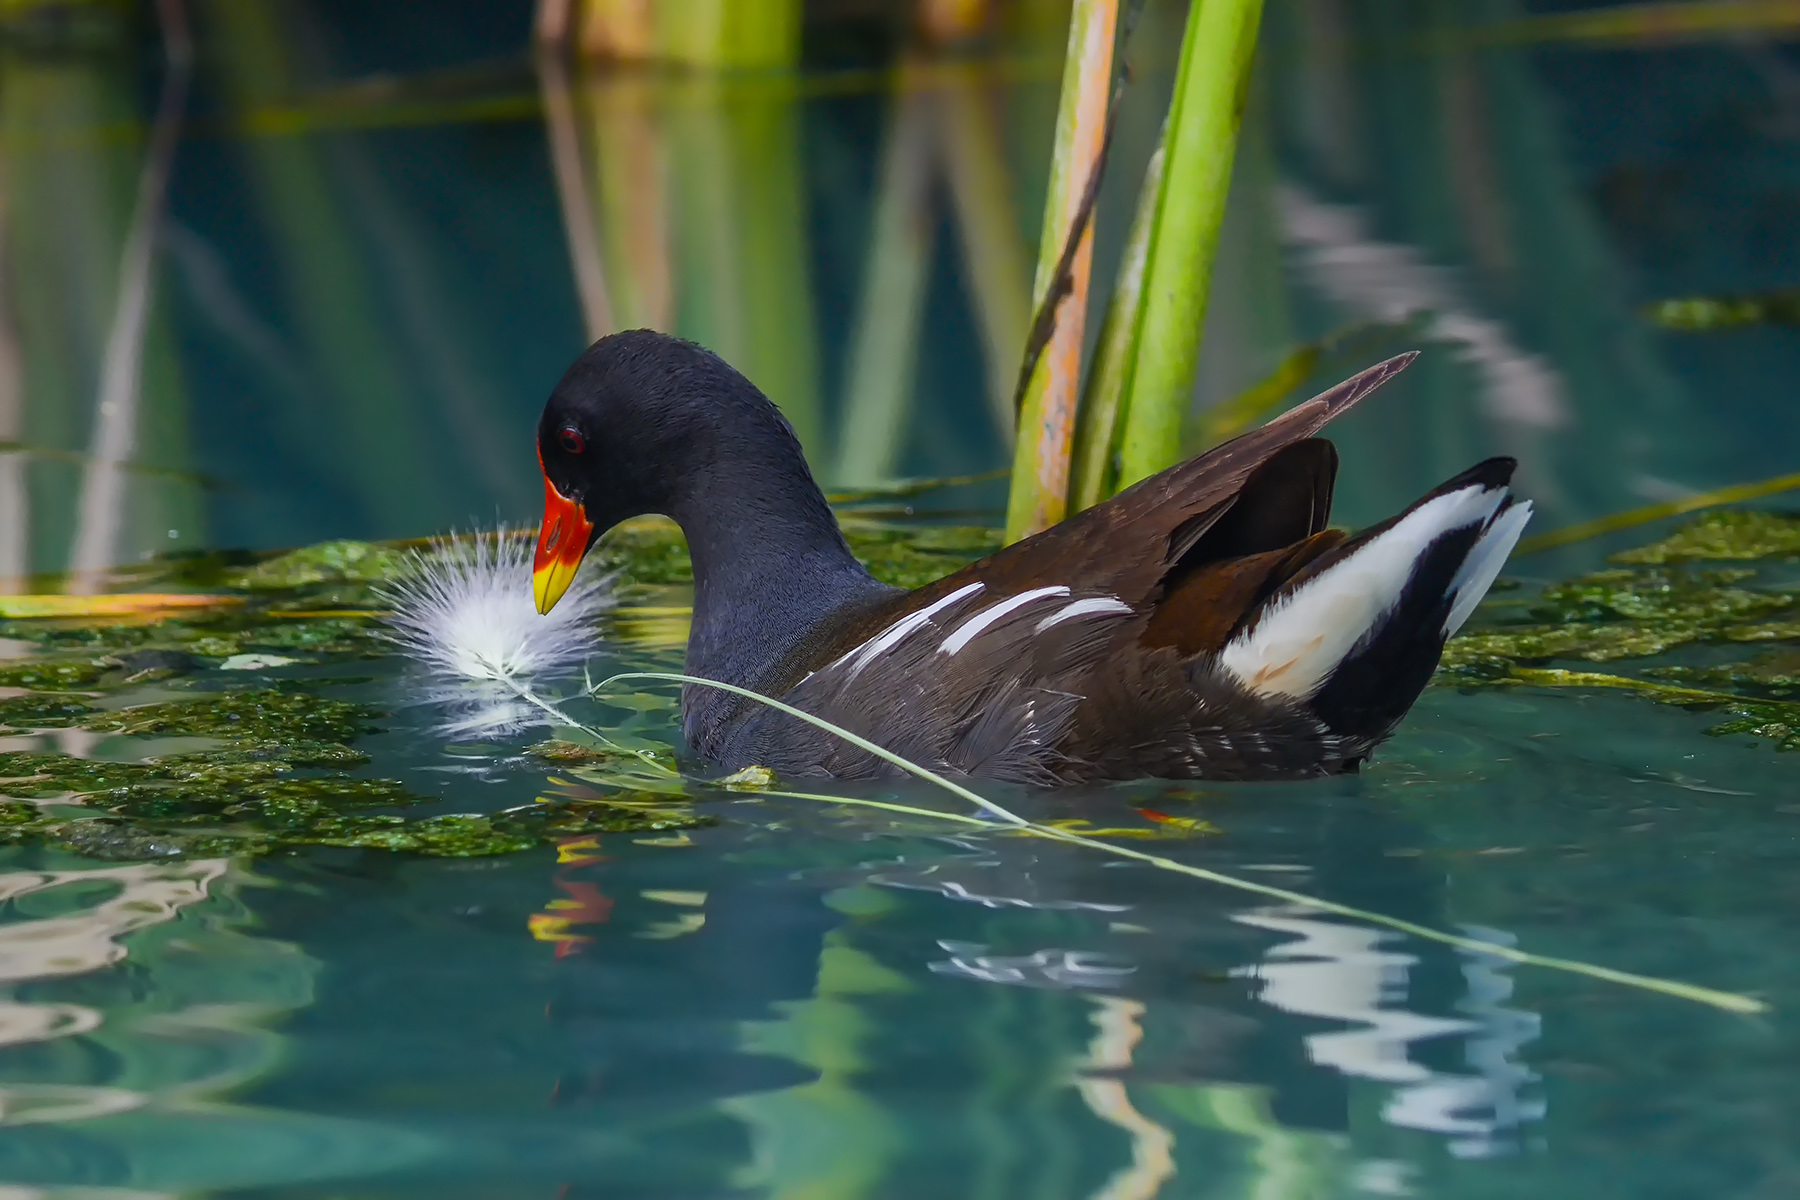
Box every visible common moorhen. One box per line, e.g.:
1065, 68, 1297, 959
532, 330, 1530, 784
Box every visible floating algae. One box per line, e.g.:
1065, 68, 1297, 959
0, 608, 701, 859
0, 660, 112, 689
1436, 506, 1800, 751
845, 523, 1003, 589
0, 725, 711, 859
82, 688, 382, 742
587, 519, 697, 586
225, 539, 409, 591
0, 694, 99, 728
0, 530, 742, 862
1442, 556, 1800, 671
13, 508, 1800, 864
1649, 649, 1800, 696
1645, 290, 1800, 331
1609, 511, 1800, 565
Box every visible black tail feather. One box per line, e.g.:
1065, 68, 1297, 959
1306, 458, 1521, 740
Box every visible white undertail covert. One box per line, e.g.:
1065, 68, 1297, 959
1218, 483, 1530, 700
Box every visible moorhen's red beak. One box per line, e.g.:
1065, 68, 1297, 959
533, 468, 593, 615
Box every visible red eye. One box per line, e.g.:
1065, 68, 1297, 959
557, 427, 586, 454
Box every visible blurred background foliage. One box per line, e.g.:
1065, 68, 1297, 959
1, 0, 1797, 586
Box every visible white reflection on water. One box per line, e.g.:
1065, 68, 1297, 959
0, 860, 229, 1126
0, 861, 227, 985
0, 861, 443, 1193
1235, 909, 1543, 1157
1277, 184, 1568, 432
929, 942, 1136, 990
870, 849, 1133, 913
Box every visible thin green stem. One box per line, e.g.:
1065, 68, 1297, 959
825, 467, 1008, 506
514, 673, 680, 778
594, 671, 1028, 825
763, 789, 993, 826
1026, 828, 1763, 1014
596, 671, 1765, 1015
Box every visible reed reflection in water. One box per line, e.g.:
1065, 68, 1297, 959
700, 802, 1548, 1200
0, 860, 341, 1183
0, 0, 1763, 580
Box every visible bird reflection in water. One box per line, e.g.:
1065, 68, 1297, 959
886, 840, 1545, 1177
1235, 910, 1544, 1159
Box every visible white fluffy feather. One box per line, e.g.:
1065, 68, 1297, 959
1219, 485, 1509, 700
380, 530, 612, 735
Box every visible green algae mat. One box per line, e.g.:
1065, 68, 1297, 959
7, 512, 1800, 861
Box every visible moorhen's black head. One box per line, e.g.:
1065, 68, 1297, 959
531, 329, 828, 614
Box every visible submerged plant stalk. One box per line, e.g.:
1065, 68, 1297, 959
67, 0, 192, 589
835, 74, 936, 486
1477, 0, 1800, 48
936, 63, 1034, 441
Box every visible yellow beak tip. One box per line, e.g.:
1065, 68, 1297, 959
533, 565, 575, 616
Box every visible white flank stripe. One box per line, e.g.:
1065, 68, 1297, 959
837, 581, 985, 681
1445, 500, 1532, 636
1220, 484, 1506, 699
939, 586, 1070, 656
1034, 596, 1133, 632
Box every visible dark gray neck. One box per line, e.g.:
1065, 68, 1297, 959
670, 457, 897, 756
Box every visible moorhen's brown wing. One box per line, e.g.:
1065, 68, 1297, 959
891, 351, 1414, 618
717, 354, 1419, 781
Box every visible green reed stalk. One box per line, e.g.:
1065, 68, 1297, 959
593, 671, 1765, 1015
202, 0, 452, 534
721, 0, 801, 69
657, 0, 800, 69
1068, 132, 1163, 513
1004, 0, 1118, 543
725, 76, 826, 459
585, 69, 673, 332
1113, 0, 1266, 489
937, 62, 1034, 443
539, 45, 613, 340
